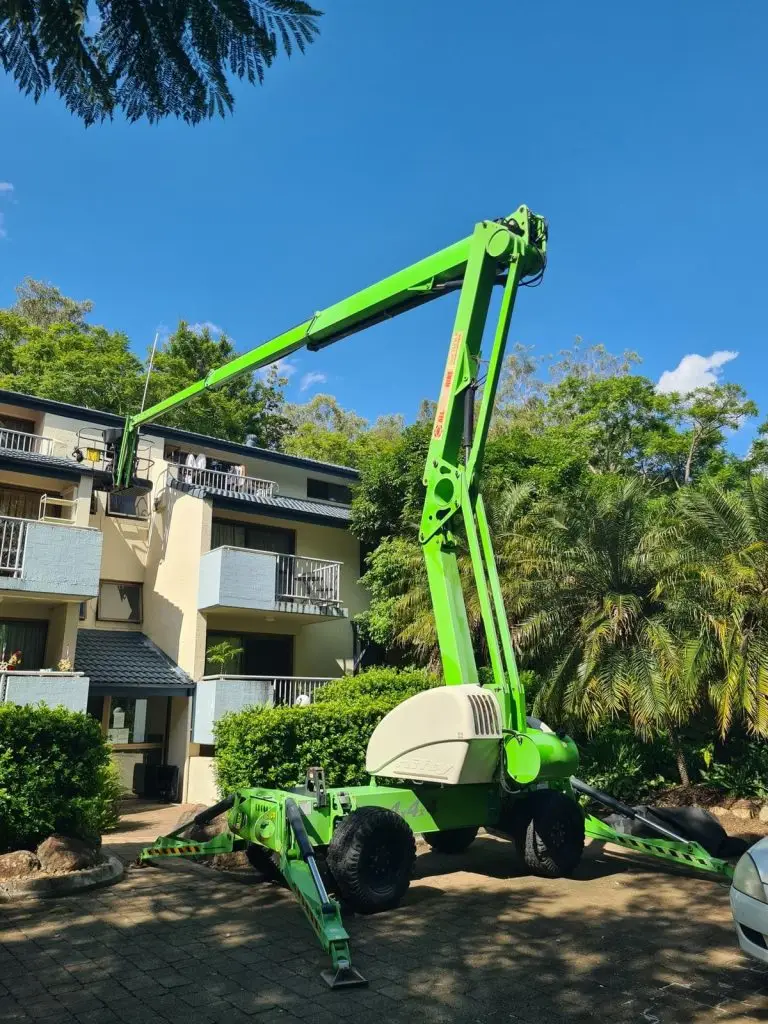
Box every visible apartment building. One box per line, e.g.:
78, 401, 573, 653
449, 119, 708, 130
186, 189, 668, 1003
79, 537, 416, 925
0, 388, 366, 803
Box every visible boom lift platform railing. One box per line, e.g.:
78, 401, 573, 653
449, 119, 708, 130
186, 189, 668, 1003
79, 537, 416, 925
125, 208, 736, 988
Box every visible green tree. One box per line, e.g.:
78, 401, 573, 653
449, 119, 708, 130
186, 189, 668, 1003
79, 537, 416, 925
676, 384, 757, 485
0, 313, 144, 413
1, 0, 320, 125
146, 321, 290, 446
12, 278, 93, 328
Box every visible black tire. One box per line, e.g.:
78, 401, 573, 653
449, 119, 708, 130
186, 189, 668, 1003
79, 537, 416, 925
245, 843, 282, 881
423, 827, 479, 854
327, 806, 416, 914
515, 789, 584, 878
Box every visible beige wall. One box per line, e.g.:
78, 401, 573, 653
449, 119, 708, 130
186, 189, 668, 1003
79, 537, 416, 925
43, 603, 79, 668
185, 755, 218, 804
143, 487, 211, 677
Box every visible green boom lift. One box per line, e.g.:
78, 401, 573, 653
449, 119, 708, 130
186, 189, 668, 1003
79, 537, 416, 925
124, 207, 734, 988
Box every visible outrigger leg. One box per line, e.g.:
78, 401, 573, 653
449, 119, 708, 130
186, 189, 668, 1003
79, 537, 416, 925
571, 777, 734, 880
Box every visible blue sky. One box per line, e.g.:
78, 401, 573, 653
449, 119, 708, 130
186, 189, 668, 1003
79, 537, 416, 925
2, 0, 767, 448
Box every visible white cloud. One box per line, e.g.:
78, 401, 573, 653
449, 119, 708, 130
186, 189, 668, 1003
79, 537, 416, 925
0, 183, 13, 194
299, 371, 327, 392
656, 350, 738, 395
257, 358, 298, 381
189, 321, 223, 336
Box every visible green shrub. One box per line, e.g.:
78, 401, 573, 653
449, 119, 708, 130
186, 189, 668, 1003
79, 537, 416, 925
577, 726, 676, 803
214, 667, 438, 794
700, 742, 768, 799
0, 703, 117, 851
314, 667, 438, 704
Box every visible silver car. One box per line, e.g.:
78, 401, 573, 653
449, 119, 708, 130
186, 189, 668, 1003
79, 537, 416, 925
731, 838, 768, 962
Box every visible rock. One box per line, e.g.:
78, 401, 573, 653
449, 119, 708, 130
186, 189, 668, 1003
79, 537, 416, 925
37, 835, 100, 874
711, 807, 728, 817
731, 806, 751, 820
0, 850, 40, 879
759, 805, 768, 823
212, 851, 249, 870
174, 804, 207, 831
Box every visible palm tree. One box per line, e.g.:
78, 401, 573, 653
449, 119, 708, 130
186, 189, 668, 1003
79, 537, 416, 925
507, 477, 697, 783
669, 477, 768, 741
1, 0, 320, 125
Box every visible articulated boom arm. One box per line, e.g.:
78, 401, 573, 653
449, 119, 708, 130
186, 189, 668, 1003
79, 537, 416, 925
116, 207, 547, 727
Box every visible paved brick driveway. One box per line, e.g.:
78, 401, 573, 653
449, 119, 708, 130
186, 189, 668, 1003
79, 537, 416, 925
1, 825, 767, 1024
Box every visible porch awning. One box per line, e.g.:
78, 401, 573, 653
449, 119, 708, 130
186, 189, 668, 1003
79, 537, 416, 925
75, 629, 195, 696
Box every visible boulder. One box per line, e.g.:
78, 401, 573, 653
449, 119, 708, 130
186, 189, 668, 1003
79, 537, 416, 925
0, 850, 41, 879
176, 806, 229, 843
37, 835, 100, 874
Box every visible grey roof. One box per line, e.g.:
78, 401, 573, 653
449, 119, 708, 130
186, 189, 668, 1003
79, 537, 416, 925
0, 389, 359, 479
0, 447, 91, 477
171, 477, 351, 524
75, 629, 194, 692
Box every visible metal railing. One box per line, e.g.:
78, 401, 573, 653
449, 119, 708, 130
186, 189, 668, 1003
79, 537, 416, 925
173, 465, 277, 499
276, 553, 341, 605
0, 517, 27, 577
200, 674, 335, 706
0, 428, 63, 458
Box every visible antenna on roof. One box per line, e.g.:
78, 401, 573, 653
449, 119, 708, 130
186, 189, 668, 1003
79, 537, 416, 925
140, 332, 160, 414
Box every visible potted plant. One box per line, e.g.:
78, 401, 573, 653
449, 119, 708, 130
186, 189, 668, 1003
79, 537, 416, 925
205, 640, 244, 676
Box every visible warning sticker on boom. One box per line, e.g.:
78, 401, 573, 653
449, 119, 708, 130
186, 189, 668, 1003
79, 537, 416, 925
432, 331, 463, 440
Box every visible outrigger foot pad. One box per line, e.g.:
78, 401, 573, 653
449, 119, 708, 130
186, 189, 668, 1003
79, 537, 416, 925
321, 964, 367, 989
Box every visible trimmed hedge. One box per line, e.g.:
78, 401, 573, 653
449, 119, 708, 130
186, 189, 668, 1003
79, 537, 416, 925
214, 667, 438, 794
0, 703, 121, 852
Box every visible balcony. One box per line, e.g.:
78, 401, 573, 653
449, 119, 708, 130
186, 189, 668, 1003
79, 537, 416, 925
0, 515, 102, 598
192, 675, 334, 744
198, 547, 346, 619
0, 427, 67, 458
0, 671, 89, 713
172, 464, 277, 499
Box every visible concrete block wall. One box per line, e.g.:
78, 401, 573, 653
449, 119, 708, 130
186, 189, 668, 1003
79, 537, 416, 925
0, 522, 102, 598
2, 672, 90, 713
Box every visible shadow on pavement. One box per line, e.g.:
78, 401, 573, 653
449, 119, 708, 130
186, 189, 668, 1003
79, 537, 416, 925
0, 833, 766, 1024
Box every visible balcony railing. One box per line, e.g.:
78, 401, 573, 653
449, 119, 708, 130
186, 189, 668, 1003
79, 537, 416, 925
200, 674, 334, 706
276, 553, 341, 605
0, 517, 27, 577
0, 428, 65, 458
173, 465, 277, 499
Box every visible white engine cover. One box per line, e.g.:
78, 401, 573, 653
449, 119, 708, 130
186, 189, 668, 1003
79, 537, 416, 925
365, 684, 502, 785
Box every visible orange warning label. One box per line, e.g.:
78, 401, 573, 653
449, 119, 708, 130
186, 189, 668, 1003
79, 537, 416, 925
432, 331, 463, 440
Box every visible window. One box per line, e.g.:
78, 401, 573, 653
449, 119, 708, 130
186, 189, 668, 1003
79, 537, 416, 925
0, 619, 48, 670
107, 697, 166, 745
79, 601, 88, 621
205, 630, 293, 677
97, 581, 143, 623
211, 519, 294, 555
307, 478, 352, 504
0, 487, 58, 520
107, 491, 149, 519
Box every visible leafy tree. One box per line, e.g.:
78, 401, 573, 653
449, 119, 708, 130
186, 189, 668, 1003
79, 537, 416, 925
12, 278, 93, 328
0, 313, 144, 413
145, 321, 290, 446
676, 384, 757, 485
1, 0, 321, 125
